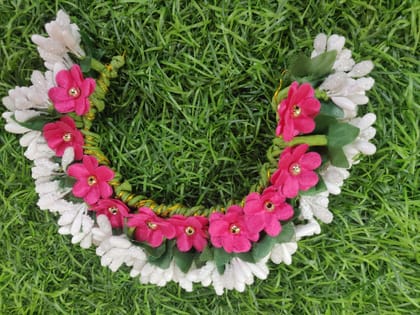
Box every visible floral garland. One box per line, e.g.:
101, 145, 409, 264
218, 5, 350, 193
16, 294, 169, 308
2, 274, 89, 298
2, 10, 377, 294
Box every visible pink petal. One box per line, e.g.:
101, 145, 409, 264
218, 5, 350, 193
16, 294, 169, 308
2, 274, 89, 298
298, 171, 319, 190
72, 180, 90, 197
300, 152, 322, 169
282, 176, 299, 198
193, 236, 208, 252
245, 213, 265, 233
84, 186, 100, 204
74, 98, 90, 116
264, 217, 281, 237
275, 203, 294, 221
293, 116, 316, 134
55, 70, 73, 89
96, 166, 115, 181
209, 220, 229, 237
301, 98, 321, 115
231, 236, 251, 253
81, 78, 96, 97
70, 65, 84, 87
83, 155, 98, 171
68, 164, 90, 178
149, 230, 164, 247
98, 181, 113, 199
54, 100, 76, 113
177, 234, 192, 252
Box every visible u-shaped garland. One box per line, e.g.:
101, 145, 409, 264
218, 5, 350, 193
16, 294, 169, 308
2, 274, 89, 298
2, 10, 377, 294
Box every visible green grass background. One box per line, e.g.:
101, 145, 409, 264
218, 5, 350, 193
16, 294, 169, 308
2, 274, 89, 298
1, 0, 419, 314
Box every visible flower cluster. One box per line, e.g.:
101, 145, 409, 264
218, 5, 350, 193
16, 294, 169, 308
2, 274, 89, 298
2, 10, 377, 294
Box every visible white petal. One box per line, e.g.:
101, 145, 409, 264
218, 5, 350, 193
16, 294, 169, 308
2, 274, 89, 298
327, 34, 345, 52
61, 147, 75, 170
348, 60, 374, 77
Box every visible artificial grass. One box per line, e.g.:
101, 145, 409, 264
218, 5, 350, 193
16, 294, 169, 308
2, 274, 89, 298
0, 0, 419, 314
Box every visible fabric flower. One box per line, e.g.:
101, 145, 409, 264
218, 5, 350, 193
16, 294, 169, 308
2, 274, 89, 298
48, 64, 96, 115
90, 199, 130, 228
169, 215, 209, 252
67, 155, 114, 204
243, 187, 294, 237
209, 205, 259, 253
343, 113, 376, 165
270, 144, 322, 198
276, 81, 320, 141
31, 10, 85, 70
127, 207, 176, 247
43, 116, 84, 160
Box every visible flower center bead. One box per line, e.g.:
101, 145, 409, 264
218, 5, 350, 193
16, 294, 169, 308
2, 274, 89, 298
264, 201, 275, 212
230, 224, 241, 234
68, 87, 80, 97
62, 133, 72, 142
108, 206, 118, 215
147, 221, 157, 230
292, 105, 301, 117
289, 163, 301, 176
87, 176, 97, 186
185, 226, 195, 236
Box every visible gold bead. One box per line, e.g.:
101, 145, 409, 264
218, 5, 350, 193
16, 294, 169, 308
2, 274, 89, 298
68, 87, 80, 97
108, 206, 118, 215
147, 221, 157, 230
290, 163, 301, 176
230, 224, 241, 234
264, 201, 275, 212
292, 105, 301, 117
62, 133, 72, 142
87, 176, 97, 186
185, 226, 195, 236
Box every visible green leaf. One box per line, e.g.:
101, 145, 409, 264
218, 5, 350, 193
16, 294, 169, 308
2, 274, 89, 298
319, 101, 344, 119
198, 246, 213, 262
251, 234, 277, 261
148, 241, 174, 269
115, 181, 132, 194
174, 249, 195, 273
300, 177, 327, 196
236, 251, 256, 263
328, 147, 350, 168
309, 50, 337, 79
59, 176, 77, 189
314, 115, 338, 133
142, 241, 166, 258
213, 247, 234, 274
79, 56, 92, 73
275, 222, 295, 243
14, 114, 57, 131
327, 122, 360, 147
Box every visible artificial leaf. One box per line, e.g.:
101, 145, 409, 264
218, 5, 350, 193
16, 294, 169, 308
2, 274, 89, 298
198, 246, 213, 262
309, 50, 337, 79
174, 249, 196, 273
319, 100, 344, 119
79, 56, 92, 73
214, 247, 234, 274
148, 241, 174, 269
289, 53, 312, 77
236, 251, 256, 263
328, 147, 350, 168
313, 115, 338, 134
275, 222, 295, 243
142, 241, 166, 258
14, 114, 57, 131
251, 233, 276, 261
327, 122, 360, 147
300, 177, 327, 196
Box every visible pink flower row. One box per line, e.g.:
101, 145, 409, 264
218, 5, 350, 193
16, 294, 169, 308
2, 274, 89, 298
42, 64, 323, 254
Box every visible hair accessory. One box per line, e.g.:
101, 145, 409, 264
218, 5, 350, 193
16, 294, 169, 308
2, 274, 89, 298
2, 10, 376, 294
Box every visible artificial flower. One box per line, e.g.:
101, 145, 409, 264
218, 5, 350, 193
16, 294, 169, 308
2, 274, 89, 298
343, 113, 376, 164
243, 187, 294, 237
169, 215, 209, 252
209, 205, 259, 253
127, 207, 176, 247
90, 198, 130, 228
48, 64, 96, 115
270, 144, 322, 198
276, 81, 320, 141
43, 116, 84, 160
299, 191, 332, 224
67, 155, 114, 204
31, 10, 84, 69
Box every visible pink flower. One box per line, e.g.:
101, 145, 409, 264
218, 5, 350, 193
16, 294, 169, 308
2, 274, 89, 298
243, 187, 294, 237
43, 116, 84, 160
67, 155, 114, 204
276, 81, 320, 141
169, 215, 208, 252
48, 64, 96, 116
270, 144, 321, 198
127, 207, 176, 247
90, 199, 130, 228
209, 205, 259, 253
